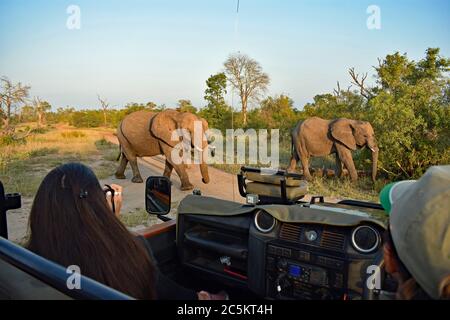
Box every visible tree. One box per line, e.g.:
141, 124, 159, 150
204, 73, 227, 107
146, 101, 157, 110
200, 73, 232, 131
97, 94, 111, 126
251, 95, 298, 133
32, 97, 51, 127
70, 110, 103, 128
177, 99, 197, 113
367, 48, 450, 178
298, 48, 450, 179
20, 105, 36, 123
302, 89, 365, 121
224, 53, 270, 126
0, 77, 31, 129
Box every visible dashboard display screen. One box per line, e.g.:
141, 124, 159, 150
289, 265, 301, 277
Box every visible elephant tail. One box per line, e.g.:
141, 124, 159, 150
291, 132, 300, 161
116, 120, 128, 161
116, 144, 122, 161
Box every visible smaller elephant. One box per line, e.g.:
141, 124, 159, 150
115, 109, 212, 190
288, 117, 379, 182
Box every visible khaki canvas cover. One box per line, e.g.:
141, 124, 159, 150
178, 195, 386, 228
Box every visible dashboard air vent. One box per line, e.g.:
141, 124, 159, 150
279, 224, 302, 243
320, 230, 346, 251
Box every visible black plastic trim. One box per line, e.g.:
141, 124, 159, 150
338, 200, 384, 211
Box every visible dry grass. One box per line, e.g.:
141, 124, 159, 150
0, 126, 117, 196
0, 124, 157, 235
307, 176, 382, 202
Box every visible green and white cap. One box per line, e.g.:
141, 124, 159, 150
379, 165, 450, 299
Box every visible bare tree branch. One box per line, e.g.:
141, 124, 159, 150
97, 94, 110, 126
0, 76, 31, 131
32, 97, 51, 127
224, 53, 270, 126
348, 67, 371, 99
333, 81, 341, 97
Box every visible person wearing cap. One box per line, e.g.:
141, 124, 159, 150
379, 165, 450, 300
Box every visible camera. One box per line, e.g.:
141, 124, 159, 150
0, 181, 22, 239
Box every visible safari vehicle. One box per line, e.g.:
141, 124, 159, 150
0, 167, 391, 300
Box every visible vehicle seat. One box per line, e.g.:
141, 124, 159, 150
239, 169, 308, 203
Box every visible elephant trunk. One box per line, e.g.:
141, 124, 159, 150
371, 147, 379, 182
200, 147, 210, 184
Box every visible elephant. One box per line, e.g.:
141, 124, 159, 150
287, 117, 379, 182
115, 109, 212, 191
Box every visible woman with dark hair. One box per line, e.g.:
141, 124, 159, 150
26, 163, 223, 300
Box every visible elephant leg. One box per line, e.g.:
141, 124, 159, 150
125, 153, 143, 183
163, 160, 173, 178
335, 154, 344, 178
301, 155, 312, 180
115, 154, 128, 179
287, 153, 298, 172
130, 160, 143, 183
160, 144, 193, 190
336, 147, 357, 182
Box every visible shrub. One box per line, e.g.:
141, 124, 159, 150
61, 131, 86, 139
95, 138, 115, 150
30, 127, 50, 135
297, 48, 450, 180
29, 147, 58, 158
0, 134, 27, 146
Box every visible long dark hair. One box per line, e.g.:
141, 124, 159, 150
27, 163, 156, 299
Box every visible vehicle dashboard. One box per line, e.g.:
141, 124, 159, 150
176, 197, 386, 300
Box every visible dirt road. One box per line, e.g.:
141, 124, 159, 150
101, 133, 245, 213
100, 155, 246, 217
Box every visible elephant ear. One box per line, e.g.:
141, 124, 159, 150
330, 119, 357, 150
150, 111, 179, 147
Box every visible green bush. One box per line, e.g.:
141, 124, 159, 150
70, 111, 103, 128
30, 127, 50, 135
29, 147, 58, 157
298, 48, 450, 180
95, 138, 115, 150
61, 131, 86, 139
0, 134, 27, 146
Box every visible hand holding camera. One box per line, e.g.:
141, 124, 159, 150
104, 184, 123, 217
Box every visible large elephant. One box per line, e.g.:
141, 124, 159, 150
115, 109, 211, 190
287, 117, 379, 182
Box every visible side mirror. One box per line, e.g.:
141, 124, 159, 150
145, 176, 171, 216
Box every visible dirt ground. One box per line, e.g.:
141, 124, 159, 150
5, 134, 338, 244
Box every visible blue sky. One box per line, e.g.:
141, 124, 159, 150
0, 0, 449, 110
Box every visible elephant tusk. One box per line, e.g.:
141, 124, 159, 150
194, 145, 204, 152
369, 147, 375, 152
